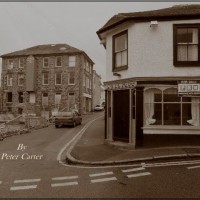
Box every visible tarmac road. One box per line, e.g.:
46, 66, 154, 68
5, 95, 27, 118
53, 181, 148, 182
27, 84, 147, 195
0, 112, 200, 198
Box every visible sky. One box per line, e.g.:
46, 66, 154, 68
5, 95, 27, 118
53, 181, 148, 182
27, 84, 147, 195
0, 2, 199, 83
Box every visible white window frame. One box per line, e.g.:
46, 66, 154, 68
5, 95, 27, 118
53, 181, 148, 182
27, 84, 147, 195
55, 73, 62, 85
69, 56, 76, 67
55, 56, 62, 67
42, 93, 48, 106
18, 74, 24, 86
42, 73, 49, 85
8, 59, 14, 70
19, 58, 24, 68
68, 72, 75, 85
55, 93, 61, 105
29, 92, 36, 103
43, 57, 49, 68
7, 74, 12, 86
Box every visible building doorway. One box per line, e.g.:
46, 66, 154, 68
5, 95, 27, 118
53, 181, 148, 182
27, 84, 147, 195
113, 90, 129, 142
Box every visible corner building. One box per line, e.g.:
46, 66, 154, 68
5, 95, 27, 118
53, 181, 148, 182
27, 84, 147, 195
97, 5, 200, 148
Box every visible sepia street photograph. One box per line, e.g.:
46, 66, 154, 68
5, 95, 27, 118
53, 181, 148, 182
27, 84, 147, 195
1, 1, 200, 198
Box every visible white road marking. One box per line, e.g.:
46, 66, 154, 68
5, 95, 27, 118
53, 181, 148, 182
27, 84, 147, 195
187, 165, 200, 169
10, 185, 37, 191
0, 181, 2, 184
52, 176, 79, 181
57, 115, 103, 163
127, 172, 151, 178
89, 171, 113, 177
51, 181, 78, 187
91, 177, 117, 183
122, 167, 145, 173
14, 179, 41, 183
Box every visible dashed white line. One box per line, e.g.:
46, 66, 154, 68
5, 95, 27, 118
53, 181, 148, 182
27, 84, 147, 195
51, 181, 78, 187
14, 179, 41, 183
91, 177, 117, 183
10, 185, 37, 191
52, 176, 78, 181
127, 172, 151, 178
122, 167, 145, 173
187, 165, 200, 169
89, 171, 113, 177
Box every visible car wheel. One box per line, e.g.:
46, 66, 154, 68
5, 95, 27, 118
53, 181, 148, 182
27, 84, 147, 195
55, 125, 58, 128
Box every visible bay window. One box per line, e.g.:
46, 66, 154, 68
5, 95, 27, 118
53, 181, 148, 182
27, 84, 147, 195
113, 30, 128, 71
144, 87, 200, 126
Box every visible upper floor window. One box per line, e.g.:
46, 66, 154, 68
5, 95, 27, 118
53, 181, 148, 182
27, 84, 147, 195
69, 56, 76, 67
68, 72, 75, 85
42, 73, 49, 85
7, 74, 12, 86
43, 57, 49, 68
113, 30, 128, 71
8, 59, 14, 70
56, 56, 62, 67
174, 24, 200, 66
55, 72, 62, 85
19, 58, 24, 68
18, 74, 24, 86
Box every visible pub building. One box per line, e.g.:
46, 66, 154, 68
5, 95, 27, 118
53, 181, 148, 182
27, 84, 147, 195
97, 5, 200, 148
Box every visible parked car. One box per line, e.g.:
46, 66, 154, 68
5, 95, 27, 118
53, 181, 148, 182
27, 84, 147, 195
55, 111, 82, 128
94, 105, 104, 111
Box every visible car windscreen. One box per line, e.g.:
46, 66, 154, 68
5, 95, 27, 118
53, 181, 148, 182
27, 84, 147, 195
58, 112, 73, 117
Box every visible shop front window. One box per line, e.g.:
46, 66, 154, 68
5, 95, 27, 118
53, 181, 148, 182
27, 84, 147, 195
144, 87, 200, 126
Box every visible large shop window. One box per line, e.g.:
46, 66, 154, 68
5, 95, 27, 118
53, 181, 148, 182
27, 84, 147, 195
144, 88, 200, 126
113, 30, 128, 71
174, 24, 200, 66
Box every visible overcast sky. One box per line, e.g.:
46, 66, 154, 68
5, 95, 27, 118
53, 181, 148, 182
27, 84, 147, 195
0, 2, 199, 82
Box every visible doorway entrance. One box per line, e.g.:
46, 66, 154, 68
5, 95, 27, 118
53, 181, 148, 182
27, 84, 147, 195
113, 90, 129, 142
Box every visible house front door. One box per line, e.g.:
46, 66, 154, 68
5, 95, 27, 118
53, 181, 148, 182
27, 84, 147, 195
113, 90, 129, 142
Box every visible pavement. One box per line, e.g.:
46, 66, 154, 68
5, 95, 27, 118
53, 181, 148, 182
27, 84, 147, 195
66, 113, 200, 166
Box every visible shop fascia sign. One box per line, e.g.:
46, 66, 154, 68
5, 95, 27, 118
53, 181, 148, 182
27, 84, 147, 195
104, 82, 136, 90
178, 80, 200, 97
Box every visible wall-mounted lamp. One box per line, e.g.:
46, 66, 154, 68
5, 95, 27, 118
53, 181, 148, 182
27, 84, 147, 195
113, 72, 121, 77
150, 21, 158, 28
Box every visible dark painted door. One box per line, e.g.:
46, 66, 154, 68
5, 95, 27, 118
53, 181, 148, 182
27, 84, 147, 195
113, 90, 129, 142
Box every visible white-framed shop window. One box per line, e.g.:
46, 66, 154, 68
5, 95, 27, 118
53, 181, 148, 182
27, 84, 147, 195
144, 87, 200, 126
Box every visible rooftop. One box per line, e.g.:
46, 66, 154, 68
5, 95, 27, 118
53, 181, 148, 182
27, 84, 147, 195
97, 4, 200, 36
1, 44, 94, 64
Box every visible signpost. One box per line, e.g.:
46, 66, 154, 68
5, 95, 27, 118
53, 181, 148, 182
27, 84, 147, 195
178, 80, 200, 97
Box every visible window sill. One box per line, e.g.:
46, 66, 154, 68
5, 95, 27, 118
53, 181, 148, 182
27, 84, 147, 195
113, 65, 128, 72
143, 125, 200, 135
174, 62, 200, 67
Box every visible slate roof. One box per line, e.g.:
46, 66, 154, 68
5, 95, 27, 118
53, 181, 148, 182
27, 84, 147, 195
97, 4, 200, 36
1, 43, 94, 64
